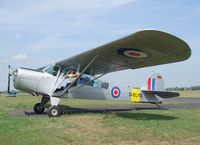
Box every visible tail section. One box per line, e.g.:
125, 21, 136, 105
141, 73, 165, 91
131, 73, 179, 104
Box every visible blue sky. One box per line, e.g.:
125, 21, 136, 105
0, 0, 200, 91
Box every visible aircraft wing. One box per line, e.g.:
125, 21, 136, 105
56, 30, 191, 75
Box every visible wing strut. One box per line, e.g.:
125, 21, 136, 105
54, 55, 99, 97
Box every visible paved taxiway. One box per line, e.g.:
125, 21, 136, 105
6, 97, 200, 117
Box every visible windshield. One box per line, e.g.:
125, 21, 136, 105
44, 64, 60, 76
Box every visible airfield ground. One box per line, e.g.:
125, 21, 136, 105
0, 91, 200, 145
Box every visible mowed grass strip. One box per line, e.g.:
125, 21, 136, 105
0, 94, 200, 145
179, 90, 200, 98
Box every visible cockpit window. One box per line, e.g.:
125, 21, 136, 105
44, 65, 60, 76
79, 75, 109, 89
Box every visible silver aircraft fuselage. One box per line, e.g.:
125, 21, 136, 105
13, 67, 58, 96
12, 66, 163, 103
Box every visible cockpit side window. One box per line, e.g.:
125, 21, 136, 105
79, 75, 109, 89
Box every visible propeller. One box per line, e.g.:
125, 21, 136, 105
7, 65, 13, 94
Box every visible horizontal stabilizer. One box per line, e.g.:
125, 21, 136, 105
142, 90, 179, 98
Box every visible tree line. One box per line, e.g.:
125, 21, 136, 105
167, 86, 200, 91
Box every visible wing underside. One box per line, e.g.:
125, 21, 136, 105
56, 30, 191, 75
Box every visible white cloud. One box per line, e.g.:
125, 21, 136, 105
28, 33, 64, 50
12, 53, 28, 60
0, 0, 136, 24
28, 33, 101, 53
26, 0, 135, 12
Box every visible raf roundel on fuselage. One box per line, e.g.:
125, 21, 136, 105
111, 86, 121, 98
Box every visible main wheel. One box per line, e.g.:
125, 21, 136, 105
33, 103, 45, 114
47, 106, 61, 117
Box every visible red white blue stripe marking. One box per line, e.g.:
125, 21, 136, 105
147, 77, 156, 91
111, 86, 121, 98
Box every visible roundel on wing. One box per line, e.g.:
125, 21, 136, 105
117, 48, 148, 59
111, 86, 121, 98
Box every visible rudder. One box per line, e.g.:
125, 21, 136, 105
141, 73, 165, 91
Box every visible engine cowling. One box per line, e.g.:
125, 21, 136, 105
13, 68, 57, 95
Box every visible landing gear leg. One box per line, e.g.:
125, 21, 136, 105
47, 96, 61, 117
155, 103, 160, 108
33, 95, 50, 114
155, 102, 162, 109
151, 102, 162, 109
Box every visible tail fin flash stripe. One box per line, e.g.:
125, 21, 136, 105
147, 77, 151, 91
152, 78, 156, 91
141, 73, 165, 92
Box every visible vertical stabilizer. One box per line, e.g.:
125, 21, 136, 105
141, 73, 165, 91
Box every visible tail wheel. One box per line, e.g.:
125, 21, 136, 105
47, 106, 61, 117
33, 103, 45, 114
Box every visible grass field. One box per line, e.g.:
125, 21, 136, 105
179, 90, 200, 98
0, 93, 200, 145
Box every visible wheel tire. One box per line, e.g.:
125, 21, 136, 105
33, 103, 45, 114
47, 106, 61, 117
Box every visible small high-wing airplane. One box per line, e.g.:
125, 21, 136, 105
12, 30, 191, 117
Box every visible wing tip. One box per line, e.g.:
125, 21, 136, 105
136, 29, 192, 61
